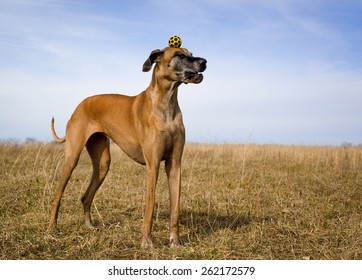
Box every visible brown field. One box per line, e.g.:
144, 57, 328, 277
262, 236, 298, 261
0, 141, 361, 259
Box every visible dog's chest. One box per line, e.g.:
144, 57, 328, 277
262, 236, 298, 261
152, 112, 184, 137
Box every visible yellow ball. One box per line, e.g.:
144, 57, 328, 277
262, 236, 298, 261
168, 35, 182, 48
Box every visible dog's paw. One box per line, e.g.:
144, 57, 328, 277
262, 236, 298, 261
141, 237, 154, 249
170, 238, 181, 248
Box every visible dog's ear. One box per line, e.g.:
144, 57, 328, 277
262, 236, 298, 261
142, 49, 164, 72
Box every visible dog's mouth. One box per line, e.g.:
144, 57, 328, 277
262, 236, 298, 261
184, 71, 204, 84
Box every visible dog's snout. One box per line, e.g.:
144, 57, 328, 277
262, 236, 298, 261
199, 58, 207, 71
187, 56, 207, 72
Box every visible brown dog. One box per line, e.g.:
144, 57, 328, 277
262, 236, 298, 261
48, 46, 207, 248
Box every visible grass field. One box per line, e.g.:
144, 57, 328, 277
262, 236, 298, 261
0, 141, 361, 259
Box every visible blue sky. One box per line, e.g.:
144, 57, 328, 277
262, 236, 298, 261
1, 0, 362, 145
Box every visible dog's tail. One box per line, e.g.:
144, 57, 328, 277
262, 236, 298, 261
51, 117, 66, 143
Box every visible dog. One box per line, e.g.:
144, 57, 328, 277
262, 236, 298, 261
48, 46, 207, 248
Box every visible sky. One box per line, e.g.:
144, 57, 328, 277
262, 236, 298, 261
1, 0, 362, 145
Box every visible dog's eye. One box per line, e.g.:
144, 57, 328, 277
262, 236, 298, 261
175, 53, 186, 59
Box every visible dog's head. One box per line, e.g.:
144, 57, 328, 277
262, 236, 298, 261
143, 47, 207, 84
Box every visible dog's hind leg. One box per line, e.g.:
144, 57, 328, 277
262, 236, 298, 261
81, 133, 111, 228
48, 135, 85, 230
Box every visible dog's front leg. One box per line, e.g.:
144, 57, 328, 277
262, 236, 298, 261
141, 161, 160, 249
166, 158, 181, 247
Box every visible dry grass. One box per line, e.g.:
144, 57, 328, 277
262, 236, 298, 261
0, 141, 361, 259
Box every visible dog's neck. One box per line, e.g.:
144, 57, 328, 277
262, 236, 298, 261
147, 70, 182, 122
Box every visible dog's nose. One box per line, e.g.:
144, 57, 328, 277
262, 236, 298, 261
199, 58, 207, 71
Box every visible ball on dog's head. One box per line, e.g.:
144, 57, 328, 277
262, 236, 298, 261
168, 35, 182, 48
